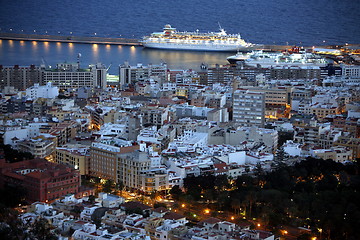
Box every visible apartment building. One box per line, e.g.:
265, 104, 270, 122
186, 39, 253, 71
90, 142, 121, 181
0, 64, 42, 90
55, 144, 90, 175
43, 63, 107, 90
17, 138, 54, 158
119, 62, 167, 87
233, 89, 265, 127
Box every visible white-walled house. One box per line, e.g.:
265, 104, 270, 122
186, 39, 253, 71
26, 82, 59, 99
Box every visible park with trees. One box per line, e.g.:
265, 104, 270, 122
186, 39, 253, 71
169, 157, 360, 240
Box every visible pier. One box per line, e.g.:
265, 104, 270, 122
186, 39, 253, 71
1, 33, 358, 53
0, 33, 142, 46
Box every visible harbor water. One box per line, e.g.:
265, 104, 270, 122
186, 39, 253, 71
0, 0, 359, 73
0, 39, 231, 74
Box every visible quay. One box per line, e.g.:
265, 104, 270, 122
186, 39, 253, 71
0, 33, 141, 46
1, 33, 358, 52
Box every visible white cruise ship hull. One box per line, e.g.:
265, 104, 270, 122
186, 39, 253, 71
142, 42, 259, 52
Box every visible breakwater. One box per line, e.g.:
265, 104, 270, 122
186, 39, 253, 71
0, 33, 141, 46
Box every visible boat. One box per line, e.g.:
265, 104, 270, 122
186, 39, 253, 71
140, 24, 260, 52
227, 52, 251, 64
227, 50, 329, 67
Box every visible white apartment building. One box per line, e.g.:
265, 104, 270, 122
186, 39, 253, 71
225, 126, 278, 153
26, 82, 59, 99
342, 64, 360, 78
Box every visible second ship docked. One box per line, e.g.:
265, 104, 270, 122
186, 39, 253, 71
140, 24, 260, 52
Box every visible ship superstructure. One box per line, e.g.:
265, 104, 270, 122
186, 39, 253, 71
227, 50, 329, 67
141, 24, 259, 52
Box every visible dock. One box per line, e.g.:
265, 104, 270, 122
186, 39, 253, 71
0, 33, 142, 46
1, 33, 358, 52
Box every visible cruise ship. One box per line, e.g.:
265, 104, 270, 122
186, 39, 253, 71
227, 50, 329, 67
140, 24, 260, 52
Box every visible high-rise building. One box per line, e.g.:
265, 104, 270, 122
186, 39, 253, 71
0, 64, 42, 90
233, 89, 265, 127
89, 142, 140, 182
90, 142, 121, 181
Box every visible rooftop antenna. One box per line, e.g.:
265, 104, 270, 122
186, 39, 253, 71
106, 63, 112, 72
41, 57, 49, 69
218, 22, 226, 35
218, 22, 223, 31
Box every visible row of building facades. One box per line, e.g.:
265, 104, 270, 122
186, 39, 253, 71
2, 60, 360, 90
1, 59, 360, 203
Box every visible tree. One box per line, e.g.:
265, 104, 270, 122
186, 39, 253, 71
0, 144, 34, 163
297, 233, 312, 240
88, 195, 96, 204
169, 185, 183, 200
30, 217, 57, 240
116, 181, 124, 195
154, 202, 167, 209
214, 175, 230, 192
102, 179, 115, 193
231, 198, 242, 215
254, 162, 264, 177
245, 190, 257, 218
273, 145, 288, 170
150, 190, 159, 202
0, 206, 26, 240
0, 185, 27, 208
